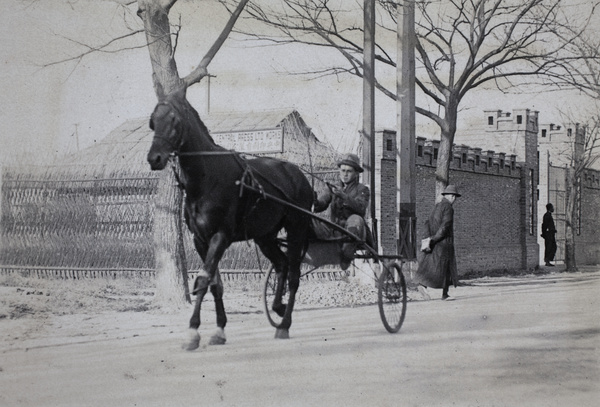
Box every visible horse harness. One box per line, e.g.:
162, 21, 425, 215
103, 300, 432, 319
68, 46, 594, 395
167, 150, 292, 241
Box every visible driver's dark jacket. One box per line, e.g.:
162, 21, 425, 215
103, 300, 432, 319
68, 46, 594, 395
313, 178, 370, 227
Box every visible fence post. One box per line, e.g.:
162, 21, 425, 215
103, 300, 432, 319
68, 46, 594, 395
0, 164, 3, 251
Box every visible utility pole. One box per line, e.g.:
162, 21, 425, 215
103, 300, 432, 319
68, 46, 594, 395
363, 0, 377, 251
74, 123, 80, 151
397, 0, 416, 259
206, 75, 211, 115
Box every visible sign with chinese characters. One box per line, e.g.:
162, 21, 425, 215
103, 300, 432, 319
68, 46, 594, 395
211, 128, 284, 154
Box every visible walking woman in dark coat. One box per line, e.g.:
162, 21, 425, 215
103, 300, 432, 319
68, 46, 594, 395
416, 185, 461, 300
541, 203, 557, 266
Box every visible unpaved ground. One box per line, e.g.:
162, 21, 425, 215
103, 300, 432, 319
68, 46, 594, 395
0, 271, 393, 349
1, 267, 599, 406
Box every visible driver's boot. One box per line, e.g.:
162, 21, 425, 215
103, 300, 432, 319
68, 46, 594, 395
340, 227, 359, 271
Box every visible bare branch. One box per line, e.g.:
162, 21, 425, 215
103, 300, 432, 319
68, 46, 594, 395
220, 0, 597, 197
39, 1, 145, 69
40, 30, 146, 68
183, 0, 250, 86
223, 0, 593, 136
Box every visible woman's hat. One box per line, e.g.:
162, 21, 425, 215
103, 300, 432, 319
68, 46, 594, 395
337, 153, 364, 173
442, 184, 461, 197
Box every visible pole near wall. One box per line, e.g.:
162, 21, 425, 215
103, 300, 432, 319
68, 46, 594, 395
363, 0, 377, 251
397, 0, 416, 259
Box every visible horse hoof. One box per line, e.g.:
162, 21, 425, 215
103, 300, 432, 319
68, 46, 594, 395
183, 329, 200, 351
209, 328, 226, 345
273, 303, 287, 317
275, 328, 290, 339
209, 336, 226, 345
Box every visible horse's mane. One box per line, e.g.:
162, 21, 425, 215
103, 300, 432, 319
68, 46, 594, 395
165, 92, 217, 146
184, 99, 216, 144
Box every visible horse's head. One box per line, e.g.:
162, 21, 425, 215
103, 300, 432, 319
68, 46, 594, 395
147, 101, 184, 171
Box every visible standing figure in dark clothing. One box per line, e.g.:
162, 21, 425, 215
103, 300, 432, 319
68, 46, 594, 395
541, 203, 557, 267
313, 153, 370, 270
415, 185, 461, 300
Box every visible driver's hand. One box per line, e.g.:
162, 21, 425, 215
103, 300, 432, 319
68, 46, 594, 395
329, 185, 347, 199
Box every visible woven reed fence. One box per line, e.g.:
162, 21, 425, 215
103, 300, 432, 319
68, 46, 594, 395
0, 166, 343, 280
1, 168, 157, 271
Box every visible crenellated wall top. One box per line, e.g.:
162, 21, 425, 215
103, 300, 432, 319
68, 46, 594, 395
415, 137, 520, 177
583, 168, 600, 189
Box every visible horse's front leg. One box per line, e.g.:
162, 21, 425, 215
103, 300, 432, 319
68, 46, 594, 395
186, 232, 229, 351
208, 270, 227, 345
186, 281, 207, 351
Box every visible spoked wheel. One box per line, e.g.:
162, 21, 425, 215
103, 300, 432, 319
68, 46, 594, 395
378, 261, 407, 333
262, 265, 287, 328
349, 254, 381, 283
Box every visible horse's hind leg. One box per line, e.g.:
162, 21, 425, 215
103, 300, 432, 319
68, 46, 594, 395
257, 234, 305, 339
274, 236, 304, 339
272, 258, 289, 318
208, 271, 227, 345
255, 237, 288, 319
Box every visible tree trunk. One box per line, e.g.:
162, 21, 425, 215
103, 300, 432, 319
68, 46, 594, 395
136, 0, 248, 307
138, 0, 189, 307
564, 169, 578, 271
434, 107, 457, 201
152, 168, 190, 308
435, 135, 452, 200
137, 0, 184, 96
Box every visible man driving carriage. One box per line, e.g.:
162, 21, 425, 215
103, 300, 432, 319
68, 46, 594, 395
312, 153, 370, 270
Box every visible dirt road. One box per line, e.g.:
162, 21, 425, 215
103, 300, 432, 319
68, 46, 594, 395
1, 270, 599, 406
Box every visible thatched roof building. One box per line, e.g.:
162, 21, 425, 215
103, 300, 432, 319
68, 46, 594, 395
59, 109, 340, 177
1, 109, 341, 274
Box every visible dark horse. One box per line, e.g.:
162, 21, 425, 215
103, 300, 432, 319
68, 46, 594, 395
147, 87, 314, 350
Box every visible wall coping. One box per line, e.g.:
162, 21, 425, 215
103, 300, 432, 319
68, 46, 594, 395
415, 137, 521, 178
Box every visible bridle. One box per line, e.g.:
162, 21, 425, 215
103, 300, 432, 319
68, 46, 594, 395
150, 101, 186, 153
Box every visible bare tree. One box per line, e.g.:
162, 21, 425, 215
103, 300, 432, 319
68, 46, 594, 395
557, 119, 599, 271
224, 0, 594, 195
544, 24, 600, 271
134, 0, 249, 308
541, 4, 600, 98
41, 0, 249, 307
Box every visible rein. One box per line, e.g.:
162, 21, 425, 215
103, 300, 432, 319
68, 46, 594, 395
154, 100, 326, 204
170, 150, 330, 193
177, 150, 239, 156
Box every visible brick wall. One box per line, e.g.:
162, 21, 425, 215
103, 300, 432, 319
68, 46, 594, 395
414, 163, 528, 275
576, 169, 600, 263
377, 130, 540, 277
458, 109, 540, 265
379, 159, 397, 253
376, 130, 399, 254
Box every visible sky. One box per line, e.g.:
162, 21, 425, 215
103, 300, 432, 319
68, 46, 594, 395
0, 0, 595, 167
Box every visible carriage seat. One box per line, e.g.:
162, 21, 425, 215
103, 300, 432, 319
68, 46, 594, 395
308, 217, 375, 249
303, 219, 376, 269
